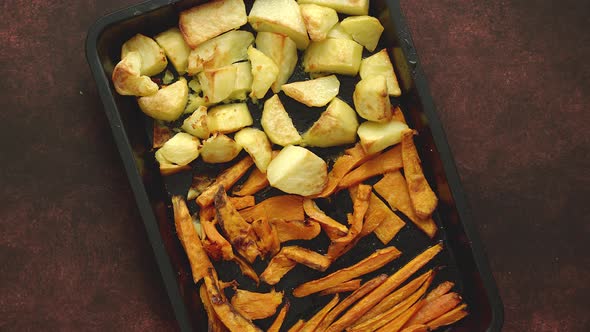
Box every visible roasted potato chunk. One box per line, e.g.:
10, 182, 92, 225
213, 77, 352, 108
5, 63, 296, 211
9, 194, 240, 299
267, 145, 328, 196
154, 27, 191, 74
207, 103, 253, 134
200, 134, 242, 164
255, 32, 298, 93
299, 4, 339, 41
282, 75, 340, 107
261, 94, 302, 146
155, 132, 200, 166
111, 51, 158, 96
360, 49, 401, 96
248, 0, 310, 50
303, 97, 359, 147
353, 75, 392, 122
179, 0, 247, 48
303, 38, 363, 76
357, 120, 409, 155
121, 34, 167, 76
234, 128, 272, 173
181, 105, 209, 139
198, 65, 238, 104
341, 16, 384, 52
247, 46, 279, 100
298, 0, 369, 15
137, 78, 189, 121
187, 30, 254, 75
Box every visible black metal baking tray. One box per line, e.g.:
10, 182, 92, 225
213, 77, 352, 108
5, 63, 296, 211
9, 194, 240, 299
86, 1, 504, 331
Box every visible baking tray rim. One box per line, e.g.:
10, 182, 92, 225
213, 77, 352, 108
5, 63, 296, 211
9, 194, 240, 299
85, 0, 504, 331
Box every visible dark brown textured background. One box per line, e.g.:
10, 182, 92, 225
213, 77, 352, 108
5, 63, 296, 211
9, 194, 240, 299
1, 0, 589, 331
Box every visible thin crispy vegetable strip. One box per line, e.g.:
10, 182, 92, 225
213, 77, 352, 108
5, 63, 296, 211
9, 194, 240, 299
400, 325, 428, 332
300, 294, 340, 332
338, 146, 402, 188
319, 279, 361, 296
401, 129, 438, 218
325, 243, 443, 331
425, 281, 454, 302
215, 187, 261, 263
233, 167, 269, 196
201, 218, 235, 261
404, 292, 462, 326
228, 195, 255, 210
200, 284, 228, 332
273, 218, 321, 242
261, 251, 297, 285
365, 192, 406, 244
316, 274, 388, 332
374, 171, 437, 238
282, 246, 332, 272
172, 196, 212, 283
240, 195, 304, 224
293, 246, 402, 297
252, 218, 280, 259
346, 143, 371, 161
303, 199, 348, 239
197, 156, 254, 207
188, 174, 216, 200
268, 302, 291, 332
233, 255, 260, 284
426, 303, 468, 330
375, 299, 426, 332
358, 270, 433, 324
287, 320, 305, 332
231, 289, 284, 320
349, 272, 433, 332
326, 185, 371, 260
392, 106, 407, 124
203, 270, 262, 332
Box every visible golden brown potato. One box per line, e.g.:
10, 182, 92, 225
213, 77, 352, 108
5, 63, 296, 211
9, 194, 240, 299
360, 49, 402, 96
154, 27, 191, 74
137, 78, 189, 121
353, 75, 392, 122
303, 97, 359, 147
187, 30, 254, 75
121, 34, 168, 76
200, 134, 242, 164
281, 75, 340, 107
299, 4, 339, 41
155, 132, 200, 166
261, 94, 302, 146
248, 0, 310, 50
111, 51, 158, 96
340, 16, 384, 52
255, 32, 298, 93
298, 0, 369, 15
179, 0, 247, 48
303, 38, 363, 76
207, 103, 253, 134
267, 146, 328, 196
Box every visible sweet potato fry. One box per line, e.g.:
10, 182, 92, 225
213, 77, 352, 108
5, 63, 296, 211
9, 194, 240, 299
261, 251, 297, 285
201, 218, 235, 261
345, 142, 371, 161
300, 294, 340, 332
197, 156, 254, 207
404, 292, 462, 326
172, 196, 212, 283
375, 299, 425, 332
252, 218, 280, 258
392, 106, 407, 124
426, 303, 468, 330
268, 302, 290, 332
338, 146, 402, 188
293, 246, 402, 297
319, 279, 361, 296
282, 246, 332, 272
228, 195, 255, 210
425, 281, 454, 302
187, 174, 216, 200
400, 325, 428, 332
232, 255, 260, 284
214, 187, 261, 263
325, 243, 443, 331
199, 284, 228, 332
365, 192, 406, 244
203, 270, 262, 332
287, 320, 305, 332
274, 218, 321, 243
358, 270, 433, 324
231, 289, 284, 320
401, 129, 438, 218
316, 144, 370, 198
303, 199, 348, 239
232, 167, 269, 196
152, 120, 171, 149
241, 195, 304, 224
374, 171, 437, 238
316, 274, 388, 332
349, 272, 433, 332
326, 185, 371, 260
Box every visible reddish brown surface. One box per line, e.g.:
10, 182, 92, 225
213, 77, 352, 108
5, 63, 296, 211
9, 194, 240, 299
0, 1, 588, 331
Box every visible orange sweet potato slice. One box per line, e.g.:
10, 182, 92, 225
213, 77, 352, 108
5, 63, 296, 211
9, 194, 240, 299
282, 246, 332, 272
274, 218, 321, 243
319, 279, 361, 296
228, 195, 255, 210
293, 246, 402, 297
260, 251, 297, 285
401, 129, 438, 218
231, 289, 284, 320
241, 195, 304, 224
426, 303, 468, 330
201, 218, 235, 261
364, 192, 406, 244
287, 320, 305, 332
214, 187, 261, 263
303, 199, 348, 239
233, 167, 269, 197
172, 196, 212, 283
197, 156, 254, 207
338, 146, 402, 189
199, 284, 228, 332
404, 292, 462, 327
325, 243, 443, 331
252, 218, 281, 259
374, 171, 437, 238
300, 294, 340, 332
268, 302, 290, 332
425, 281, 455, 302
375, 299, 426, 332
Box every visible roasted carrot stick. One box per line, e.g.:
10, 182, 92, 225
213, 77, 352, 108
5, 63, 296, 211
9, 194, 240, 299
338, 146, 402, 189
319, 279, 361, 296
404, 292, 462, 326
325, 243, 443, 331
300, 294, 340, 332
172, 196, 212, 283
293, 246, 401, 297
375, 299, 425, 332
316, 274, 388, 332
425, 281, 454, 302
197, 156, 254, 207
268, 302, 290, 332
401, 129, 438, 218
